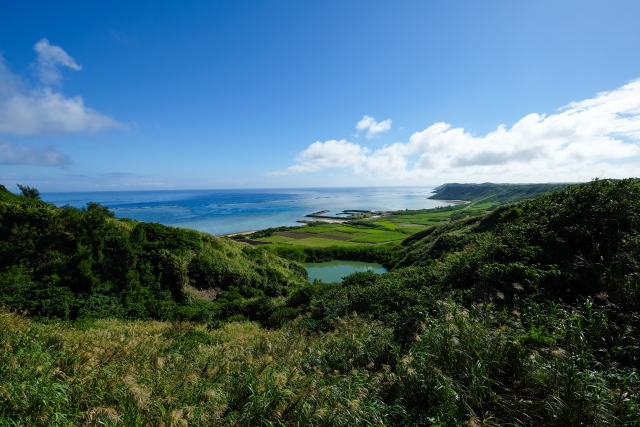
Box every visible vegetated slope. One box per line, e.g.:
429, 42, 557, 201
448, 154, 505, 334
297, 179, 640, 424
0, 185, 307, 324
2, 180, 640, 426
324, 179, 640, 329
403, 178, 640, 304
429, 182, 572, 203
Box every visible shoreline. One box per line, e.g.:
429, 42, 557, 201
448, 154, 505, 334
217, 198, 455, 238
429, 198, 471, 204
218, 202, 449, 237
218, 217, 351, 237
220, 230, 258, 237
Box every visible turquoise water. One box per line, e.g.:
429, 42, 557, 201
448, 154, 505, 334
306, 260, 387, 283
41, 187, 452, 235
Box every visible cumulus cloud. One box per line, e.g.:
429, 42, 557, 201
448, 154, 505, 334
271, 79, 640, 182
0, 87, 125, 136
267, 140, 369, 175
0, 41, 125, 137
33, 38, 82, 85
356, 115, 392, 138
0, 140, 71, 166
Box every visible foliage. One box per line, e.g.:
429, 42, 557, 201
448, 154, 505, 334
16, 184, 41, 200
264, 244, 399, 266
0, 184, 307, 324
402, 179, 640, 306
3, 179, 640, 425
1, 297, 638, 426
429, 182, 572, 203
0, 312, 399, 426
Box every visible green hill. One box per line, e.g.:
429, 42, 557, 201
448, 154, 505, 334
429, 182, 573, 203
0, 184, 307, 325
324, 178, 640, 326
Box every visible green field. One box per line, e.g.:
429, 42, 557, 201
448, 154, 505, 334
244, 198, 536, 248
258, 234, 362, 247
252, 222, 411, 247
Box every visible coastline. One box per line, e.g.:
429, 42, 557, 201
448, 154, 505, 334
220, 230, 258, 237
41, 187, 451, 237
428, 198, 471, 204
218, 217, 353, 237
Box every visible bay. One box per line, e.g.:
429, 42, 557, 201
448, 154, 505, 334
41, 187, 452, 235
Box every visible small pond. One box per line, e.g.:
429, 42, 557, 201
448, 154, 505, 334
305, 260, 387, 283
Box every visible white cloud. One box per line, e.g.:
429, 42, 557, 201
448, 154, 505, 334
33, 38, 82, 85
271, 79, 640, 182
267, 140, 369, 175
356, 115, 392, 138
0, 43, 125, 137
0, 140, 71, 166
0, 88, 125, 136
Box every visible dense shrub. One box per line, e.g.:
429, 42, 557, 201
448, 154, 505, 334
0, 185, 307, 323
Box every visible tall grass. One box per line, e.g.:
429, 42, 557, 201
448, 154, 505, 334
395, 300, 640, 425
2, 298, 638, 426
0, 311, 397, 426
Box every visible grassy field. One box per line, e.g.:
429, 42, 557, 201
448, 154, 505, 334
236, 183, 571, 250
248, 205, 497, 248
259, 234, 362, 247
0, 310, 397, 426
253, 223, 411, 247
363, 202, 500, 227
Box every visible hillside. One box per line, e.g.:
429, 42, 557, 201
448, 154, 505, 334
2, 180, 640, 426
0, 184, 307, 325
428, 182, 572, 203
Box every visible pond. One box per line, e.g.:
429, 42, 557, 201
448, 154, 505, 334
305, 260, 387, 283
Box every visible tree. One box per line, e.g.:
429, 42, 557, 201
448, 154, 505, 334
17, 184, 41, 200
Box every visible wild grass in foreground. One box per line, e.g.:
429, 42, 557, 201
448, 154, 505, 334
0, 311, 396, 426
2, 295, 638, 426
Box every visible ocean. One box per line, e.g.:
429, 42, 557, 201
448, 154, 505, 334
41, 187, 453, 235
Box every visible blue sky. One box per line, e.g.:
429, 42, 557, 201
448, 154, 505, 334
1, 1, 640, 191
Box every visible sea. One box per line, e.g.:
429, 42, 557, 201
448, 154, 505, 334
41, 187, 453, 236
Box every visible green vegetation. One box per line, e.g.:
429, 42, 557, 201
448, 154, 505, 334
371, 203, 488, 226
428, 182, 572, 203
259, 235, 363, 247
0, 184, 307, 325
356, 183, 573, 230
2, 179, 640, 426
16, 183, 41, 200
231, 183, 571, 249
250, 222, 411, 247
